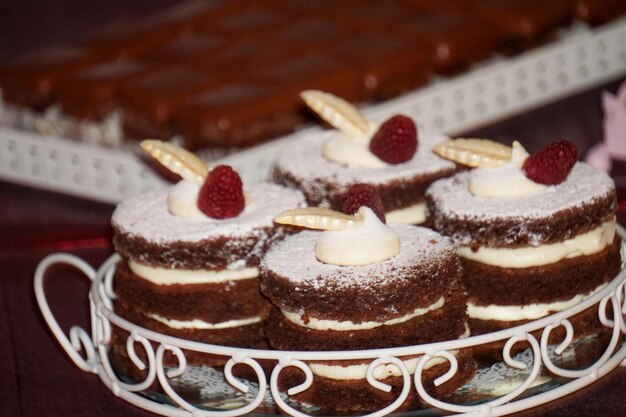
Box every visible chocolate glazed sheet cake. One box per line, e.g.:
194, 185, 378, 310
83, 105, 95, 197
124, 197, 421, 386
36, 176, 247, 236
0, 0, 625, 150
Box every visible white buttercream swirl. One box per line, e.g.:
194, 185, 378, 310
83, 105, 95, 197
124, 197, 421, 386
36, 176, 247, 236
469, 142, 547, 197
315, 207, 400, 266
457, 219, 616, 268
468, 284, 607, 321
281, 297, 444, 331
128, 260, 259, 285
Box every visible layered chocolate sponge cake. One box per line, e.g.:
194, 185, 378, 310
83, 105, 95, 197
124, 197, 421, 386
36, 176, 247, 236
111, 143, 305, 362
261, 206, 474, 412
273, 91, 457, 224
426, 140, 620, 340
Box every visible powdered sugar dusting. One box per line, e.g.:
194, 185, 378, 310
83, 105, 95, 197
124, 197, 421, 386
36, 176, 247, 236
428, 163, 614, 219
273, 125, 456, 202
112, 183, 305, 244
262, 225, 455, 289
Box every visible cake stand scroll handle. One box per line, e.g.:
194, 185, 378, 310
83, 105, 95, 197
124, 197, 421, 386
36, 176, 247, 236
34, 253, 98, 374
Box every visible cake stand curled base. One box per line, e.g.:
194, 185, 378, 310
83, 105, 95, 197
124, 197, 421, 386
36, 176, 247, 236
34, 237, 626, 417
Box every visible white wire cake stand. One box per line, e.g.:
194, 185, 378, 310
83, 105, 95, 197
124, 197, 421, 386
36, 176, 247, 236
34, 229, 626, 417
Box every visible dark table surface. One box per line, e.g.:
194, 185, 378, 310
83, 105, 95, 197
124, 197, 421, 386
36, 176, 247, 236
1, 1, 626, 416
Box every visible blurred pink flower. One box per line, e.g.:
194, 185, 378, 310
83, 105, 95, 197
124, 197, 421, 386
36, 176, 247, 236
586, 80, 626, 171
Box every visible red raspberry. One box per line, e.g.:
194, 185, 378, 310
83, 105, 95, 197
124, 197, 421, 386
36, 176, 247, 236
197, 165, 245, 219
341, 183, 386, 222
369, 115, 418, 164
522, 140, 579, 185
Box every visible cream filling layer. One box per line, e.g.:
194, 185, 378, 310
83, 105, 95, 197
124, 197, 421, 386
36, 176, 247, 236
129, 260, 259, 285
309, 353, 453, 380
457, 219, 615, 268
282, 297, 445, 331
468, 284, 607, 321
385, 202, 427, 225
147, 313, 262, 330
310, 327, 469, 380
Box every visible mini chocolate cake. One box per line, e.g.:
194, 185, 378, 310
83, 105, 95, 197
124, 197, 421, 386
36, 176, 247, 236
111, 180, 305, 362
426, 143, 620, 347
273, 123, 457, 225
261, 209, 474, 413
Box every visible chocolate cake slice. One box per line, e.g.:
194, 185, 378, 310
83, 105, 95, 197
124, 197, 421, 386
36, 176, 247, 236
273, 119, 457, 225
261, 214, 475, 413
111, 181, 305, 360
426, 143, 620, 348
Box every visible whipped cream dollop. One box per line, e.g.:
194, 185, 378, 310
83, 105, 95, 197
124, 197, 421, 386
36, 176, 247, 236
323, 123, 389, 168
167, 180, 206, 219
315, 207, 400, 266
469, 142, 547, 197
167, 179, 249, 220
